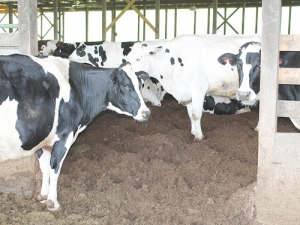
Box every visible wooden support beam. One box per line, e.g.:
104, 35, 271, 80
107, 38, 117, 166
257, 0, 300, 223
105, 0, 136, 33
102, 0, 106, 40
124, 0, 155, 32
212, 0, 218, 34
155, 0, 160, 38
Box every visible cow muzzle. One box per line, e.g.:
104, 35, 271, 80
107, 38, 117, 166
236, 90, 251, 101
142, 110, 150, 120
134, 107, 151, 122
236, 90, 257, 106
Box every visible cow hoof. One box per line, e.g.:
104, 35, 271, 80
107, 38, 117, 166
46, 200, 61, 212
47, 205, 62, 212
37, 194, 47, 202
46, 200, 54, 208
194, 135, 205, 141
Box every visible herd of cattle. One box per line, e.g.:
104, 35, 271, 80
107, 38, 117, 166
1, 34, 300, 211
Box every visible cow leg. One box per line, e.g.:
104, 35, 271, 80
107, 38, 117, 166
36, 149, 51, 202
186, 89, 206, 140
186, 103, 203, 141
46, 132, 75, 211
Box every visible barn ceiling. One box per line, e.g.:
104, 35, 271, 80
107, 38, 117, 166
35, 0, 300, 12
3, 0, 300, 12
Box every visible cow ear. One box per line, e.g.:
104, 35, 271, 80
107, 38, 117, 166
135, 71, 150, 81
110, 69, 118, 83
279, 58, 287, 66
149, 46, 163, 57
217, 53, 237, 66
56, 41, 63, 48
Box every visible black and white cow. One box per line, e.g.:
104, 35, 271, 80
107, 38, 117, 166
0, 54, 150, 211
218, 42, 300, 130
126, 34, 261, 140
141, 77, 167, 106
69, 39, 167, 67
203, 94, 250, 115
53, 41, 106, 58
38, 40, 106, 58
38, 40, 59, 56
69, 39, 168, 106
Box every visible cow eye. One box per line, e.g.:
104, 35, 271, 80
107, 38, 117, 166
121, 84, 129, 90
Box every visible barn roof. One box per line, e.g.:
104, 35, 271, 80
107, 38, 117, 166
31, 0, 300, 12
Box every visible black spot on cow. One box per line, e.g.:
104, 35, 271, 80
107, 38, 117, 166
142, 44, 147, 47
161, 86, 165, 92
149, 77, 159, 85
203, 95, 215, 111
165, 48, 170, 53
87, 53, 100, 67
149, 51, 154, 55
122, 59, 126, 63
53, 43, 76, 58
98, 46, 107, 66
142, 83, 145, 88
121, 41, 135, 56
178, 58, 184, 67
170, 57, 175, 65
147, 86, 150, 89
76, 44, 87, 57
94, 46, 99, 55
160, 75, 163, 79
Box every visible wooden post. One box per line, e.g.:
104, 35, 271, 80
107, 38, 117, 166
155, 0, 160, 39
102, 0, 106, 41
174, 4, 177, 37
165, 8, 168, 39
8, 2, 13, 33
212, 0, 218, 34
18, 0, 38, 55
53, 0, 58, 40
85, 7, 89, 41
256, 0, 300, 223
111, 3, 116, 41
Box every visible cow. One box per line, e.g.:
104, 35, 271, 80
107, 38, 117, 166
217, 42, 300, 130
203, 94, 251, 115
69, 39, 168, 106
0, 54, 150, 211
53, 41, 106, 58
69, 39, 167, 67
38, 40, 106, 58
126, 34, 261, 140
141, 77, 167, 106
38, 40, 59, 56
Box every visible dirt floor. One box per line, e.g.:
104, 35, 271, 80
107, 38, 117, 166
0, 94, 298, 225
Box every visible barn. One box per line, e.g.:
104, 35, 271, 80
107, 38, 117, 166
0, 0, 300, 224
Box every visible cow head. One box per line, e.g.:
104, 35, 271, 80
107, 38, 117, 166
218, 42, 261, 105
127, 42, 163, 73
53, 42, 76, 58
107, 62, 151, 122
38, 40, 59, 56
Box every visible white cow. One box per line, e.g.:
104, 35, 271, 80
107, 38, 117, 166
126, 34, 261, 140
